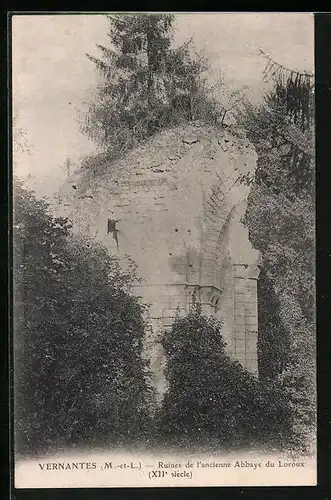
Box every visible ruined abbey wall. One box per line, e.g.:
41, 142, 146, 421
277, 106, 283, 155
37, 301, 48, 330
56, 123, 260, 394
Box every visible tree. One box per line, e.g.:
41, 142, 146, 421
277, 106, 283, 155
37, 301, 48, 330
157, 305, 292, 452
82, 14, 219, 158
238, 54, 315, 452
14, 180, 153, 456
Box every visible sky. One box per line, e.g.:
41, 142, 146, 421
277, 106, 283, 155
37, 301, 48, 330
12, 13, 314, 198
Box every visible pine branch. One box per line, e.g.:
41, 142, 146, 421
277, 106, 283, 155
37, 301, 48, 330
96, 44, 117, 59
86, 53, 113, 75
258, 47, 314, 81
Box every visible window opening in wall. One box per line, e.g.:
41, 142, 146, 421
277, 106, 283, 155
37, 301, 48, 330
107, 218, 119, 249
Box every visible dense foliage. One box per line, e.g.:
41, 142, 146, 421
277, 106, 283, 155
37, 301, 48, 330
14, 181, 152, 456
156, 306, 293, 452
238, 74, 315, 452
82, 13, 220, 168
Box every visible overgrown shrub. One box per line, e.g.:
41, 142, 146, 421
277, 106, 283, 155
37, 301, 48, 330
14, 180, 153, 456
155, 306, 293, 452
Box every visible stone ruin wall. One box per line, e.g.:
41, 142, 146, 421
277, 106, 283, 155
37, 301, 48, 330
56, 123, 261, 395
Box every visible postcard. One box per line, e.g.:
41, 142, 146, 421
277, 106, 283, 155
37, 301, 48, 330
12, 12, 316, 488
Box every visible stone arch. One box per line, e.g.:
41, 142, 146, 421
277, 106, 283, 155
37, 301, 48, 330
56, 122, 260, 397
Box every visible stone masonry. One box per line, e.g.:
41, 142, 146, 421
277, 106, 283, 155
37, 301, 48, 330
56, 122, 261, 397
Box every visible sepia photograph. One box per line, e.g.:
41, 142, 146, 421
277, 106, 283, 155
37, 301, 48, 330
12, 12, 316, 487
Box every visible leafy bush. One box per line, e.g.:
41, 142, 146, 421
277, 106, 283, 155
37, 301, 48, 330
155, 306, 293, 452
14, 180, 153, 456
